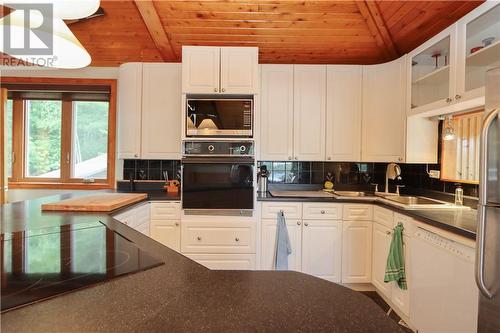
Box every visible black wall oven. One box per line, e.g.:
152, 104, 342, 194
182, 141, 254, 212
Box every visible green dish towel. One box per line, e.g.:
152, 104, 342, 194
384, 224, 407, 290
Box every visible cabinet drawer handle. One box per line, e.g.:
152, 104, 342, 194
197, 236, 202, 241
214, 88, 218, 92
297, 221, 301, 226
386, 231, 391, 235
175, 222, 179, 226
235, 237, 240, 242
455, 94, 462, 100
446, 97, 452, 103
221, 88, 226, 92
304, 222, 309, 226
320, 210, 325, 214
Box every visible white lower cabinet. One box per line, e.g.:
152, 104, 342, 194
150, 219, 180, 252
302, 219, 342, 282
260, 202, 342, 282
187, 254, 256, 270
261, 218, 302, 272
341, 220, 373, 283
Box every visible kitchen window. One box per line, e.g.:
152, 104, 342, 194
2, 78, 116, 189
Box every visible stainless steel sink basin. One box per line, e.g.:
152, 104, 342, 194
333, 191, 367, 197
384, 196, 443, 205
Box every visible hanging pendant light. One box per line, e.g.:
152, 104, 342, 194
443, 116, 456, 141
0, 10, 91, 68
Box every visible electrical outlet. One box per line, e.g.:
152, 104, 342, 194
428, 170, 440, 179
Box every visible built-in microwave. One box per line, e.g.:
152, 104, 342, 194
186, 97, 253, 137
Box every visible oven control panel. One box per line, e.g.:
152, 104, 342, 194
183, 141, 254, 156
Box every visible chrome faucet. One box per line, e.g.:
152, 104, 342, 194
385, 163, 402, 194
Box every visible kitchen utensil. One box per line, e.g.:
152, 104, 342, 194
165, 180, 180, 193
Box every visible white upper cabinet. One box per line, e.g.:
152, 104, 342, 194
141, 63, 182, 160
182, 46, 258, 94
118, 63, 182, 160
457, 2, 500, 102
362, 57, 406, 163
293, 65, 326, 161
325, 65, 362, 161
408, 26, 457, 115
220, 47, 259, 94
260, 65, 294, 161
117, 63, 142, 159
182, 46, 220, 94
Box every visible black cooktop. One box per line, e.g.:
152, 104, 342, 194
1, 221, 164, 312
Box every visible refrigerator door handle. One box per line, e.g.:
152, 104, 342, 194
476, 108, 498, 299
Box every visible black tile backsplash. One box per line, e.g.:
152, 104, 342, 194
123, 159, 181, 181
258, 160, 479, 198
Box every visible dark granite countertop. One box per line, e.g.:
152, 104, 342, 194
1, 192, 404, 333
258, 191, 477, 240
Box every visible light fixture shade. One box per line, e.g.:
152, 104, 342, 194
0, 10, 91, 68
1, 0, 100, 20
198, 119, 218, 130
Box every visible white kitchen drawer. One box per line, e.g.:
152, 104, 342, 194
128, 203, 150, 228
343, 204, 373, 221
261, 202, 302, 219
302, 203, 342, 220
135, 222, 150, 236
373, 205, 394, 228
186, 254, 256, 270
181, 221, 256, 254
151, 201, 181, 220
113, 210, 133, 225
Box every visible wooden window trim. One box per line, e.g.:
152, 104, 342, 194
3, 77, 116, 190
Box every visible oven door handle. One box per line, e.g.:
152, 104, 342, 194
182, 157, 255, 164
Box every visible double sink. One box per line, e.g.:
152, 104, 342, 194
332, 191, 469, 210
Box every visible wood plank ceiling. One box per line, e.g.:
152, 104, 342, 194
4, 1, 485, 66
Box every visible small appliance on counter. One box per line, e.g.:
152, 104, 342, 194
257, 165, 269, 193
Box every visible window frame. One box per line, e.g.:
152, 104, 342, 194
3, 77, 116, 190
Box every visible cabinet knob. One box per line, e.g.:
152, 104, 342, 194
386, 231, 391, 235
214, 88, 218, 92
197, 236, 202, 241
294, 156, 298, 160
221, 88, 226, 92
175, 222, 179, 226
235, 237, 240, 242
304, 222, 309, 226
446, 97, 453, 103
327, 157, 331, 160
134, 154, 138, 158
279, 209, 284, 213
455, 94, 462, 100
288, 156, 292, 160
297, 221, 301, 225
398, 157, 403, 162
320, 210, 325, 214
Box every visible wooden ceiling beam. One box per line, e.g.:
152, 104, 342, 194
356, 0, 399, 60
134, 0, 176, 61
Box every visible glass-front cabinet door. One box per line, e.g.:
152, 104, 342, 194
457, 2, 500, 100
409, 27, 456, 114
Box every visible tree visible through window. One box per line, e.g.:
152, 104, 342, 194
5, 99, 13, 177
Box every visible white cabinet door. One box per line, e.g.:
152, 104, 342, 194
362, 57, 406, 162
150, 219, 180, 252
260, 65, 294, 161
293, 65, 326, 161
391, 234, 410, 317
302, 220, 342, 282
260, 219, 302, 271
342, 220, 372, 283
117, 63, 142, 159
325, 65, 362, 161
182, 46, 220, 93
372, 222, 392, 299
220, 47, 259, 94
141, 63, 182, 159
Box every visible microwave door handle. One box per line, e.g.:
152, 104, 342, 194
476, 108, 498, 299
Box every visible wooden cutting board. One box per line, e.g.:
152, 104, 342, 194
41, 193, 148, 212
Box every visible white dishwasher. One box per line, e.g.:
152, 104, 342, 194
410, 227, 478, 333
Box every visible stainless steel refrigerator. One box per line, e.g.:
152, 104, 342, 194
477, 66, 500, 333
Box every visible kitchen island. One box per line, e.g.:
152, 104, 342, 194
1, 193, 404, 333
